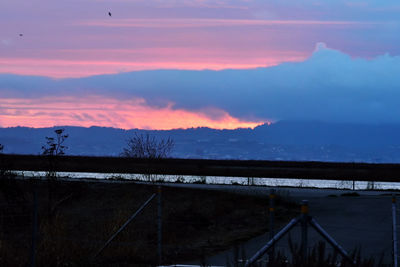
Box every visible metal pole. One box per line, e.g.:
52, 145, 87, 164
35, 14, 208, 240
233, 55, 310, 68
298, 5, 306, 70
300, 200, 309, 261
30, 189, 38, 267
268, 189, 275, 261
393, 194, 398, 267
245, 217, 300, 267
309, 217, 355, 266
157, 185, 162, 265
93, 193, 157, 259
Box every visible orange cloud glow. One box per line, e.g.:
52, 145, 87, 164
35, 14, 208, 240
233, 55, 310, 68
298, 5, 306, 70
0, 97, 266, 130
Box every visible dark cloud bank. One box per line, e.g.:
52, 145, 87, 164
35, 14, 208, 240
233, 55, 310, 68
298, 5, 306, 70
1, 44, 400, 124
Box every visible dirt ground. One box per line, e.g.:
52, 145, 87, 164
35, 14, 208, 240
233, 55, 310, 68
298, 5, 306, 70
0, 177, 297, 266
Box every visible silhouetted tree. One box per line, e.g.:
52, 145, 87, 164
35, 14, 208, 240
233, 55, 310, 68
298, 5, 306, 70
121, 132, 174, 182
41, 128, 69, 219
121, 132, 174, 159
42, 129, 69, 156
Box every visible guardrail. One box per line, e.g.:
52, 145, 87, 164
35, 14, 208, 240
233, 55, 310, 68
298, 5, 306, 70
2, 154, 400, 182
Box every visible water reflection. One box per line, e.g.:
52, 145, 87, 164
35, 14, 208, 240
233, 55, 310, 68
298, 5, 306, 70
13, 170, 400, 190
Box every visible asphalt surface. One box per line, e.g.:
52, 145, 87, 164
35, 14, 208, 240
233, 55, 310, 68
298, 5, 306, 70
163, 184, 394, 266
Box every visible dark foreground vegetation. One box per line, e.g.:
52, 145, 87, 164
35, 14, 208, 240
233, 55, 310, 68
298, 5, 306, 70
241, 241, 383, 267
0, 174, 298, 266
226, 240, 384, 267
3, 153, 400, 182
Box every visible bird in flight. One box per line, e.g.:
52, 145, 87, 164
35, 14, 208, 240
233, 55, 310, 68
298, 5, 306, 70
108, 12, 112, 17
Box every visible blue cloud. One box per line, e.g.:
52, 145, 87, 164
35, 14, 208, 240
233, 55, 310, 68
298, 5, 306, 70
1, 44, 400, 124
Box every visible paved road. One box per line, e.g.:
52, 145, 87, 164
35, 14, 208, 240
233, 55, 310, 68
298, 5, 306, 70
163, 184, 394, 265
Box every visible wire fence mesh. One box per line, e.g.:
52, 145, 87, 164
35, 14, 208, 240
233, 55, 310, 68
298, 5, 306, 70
0, 176, 396, 266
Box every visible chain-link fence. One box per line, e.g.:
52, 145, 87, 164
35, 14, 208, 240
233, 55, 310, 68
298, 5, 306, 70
0, 174, 396, 266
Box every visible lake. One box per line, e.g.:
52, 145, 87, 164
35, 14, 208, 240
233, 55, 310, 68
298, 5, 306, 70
13, 170, 400, 190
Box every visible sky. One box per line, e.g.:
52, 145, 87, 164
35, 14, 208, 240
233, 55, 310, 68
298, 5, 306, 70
1, 0, 400, 129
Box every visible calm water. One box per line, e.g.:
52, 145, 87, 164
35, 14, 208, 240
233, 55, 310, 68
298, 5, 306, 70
13, 170, 400, 190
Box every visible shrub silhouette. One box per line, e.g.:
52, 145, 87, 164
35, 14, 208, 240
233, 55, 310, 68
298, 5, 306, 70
121, 132, 174, 159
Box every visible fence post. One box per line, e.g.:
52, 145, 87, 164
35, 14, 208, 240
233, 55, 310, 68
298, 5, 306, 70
249, 198, 355, 266
93, 193, 157, 259
245, 217, 300, 266
300, 200, 309, 261
30, 189, 38, 267
268, 189, 275, 261
309, 218, 355, 266
393, 194, 398, 267
157, 185, 162, 265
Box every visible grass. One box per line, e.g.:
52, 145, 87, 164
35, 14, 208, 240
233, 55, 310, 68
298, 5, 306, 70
0, 177, 297, 266
230, 240, 384, 267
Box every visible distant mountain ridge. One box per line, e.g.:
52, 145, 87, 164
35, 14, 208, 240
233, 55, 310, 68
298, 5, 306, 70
1, 121, 400, 162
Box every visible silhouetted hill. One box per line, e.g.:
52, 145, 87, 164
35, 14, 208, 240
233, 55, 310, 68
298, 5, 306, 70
253, 121, 400, 147
1, 121, 400, 162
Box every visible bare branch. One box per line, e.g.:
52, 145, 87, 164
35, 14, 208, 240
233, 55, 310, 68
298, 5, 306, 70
121, 132, 174, 159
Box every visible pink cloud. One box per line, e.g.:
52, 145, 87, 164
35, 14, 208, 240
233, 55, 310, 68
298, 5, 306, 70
79, 18, 374, 28
1, 0, 396, 80
0, 48, 306, 78
0, 96, 266, 129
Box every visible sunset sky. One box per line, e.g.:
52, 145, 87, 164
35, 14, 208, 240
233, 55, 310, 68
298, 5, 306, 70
1, 0, 400, 129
